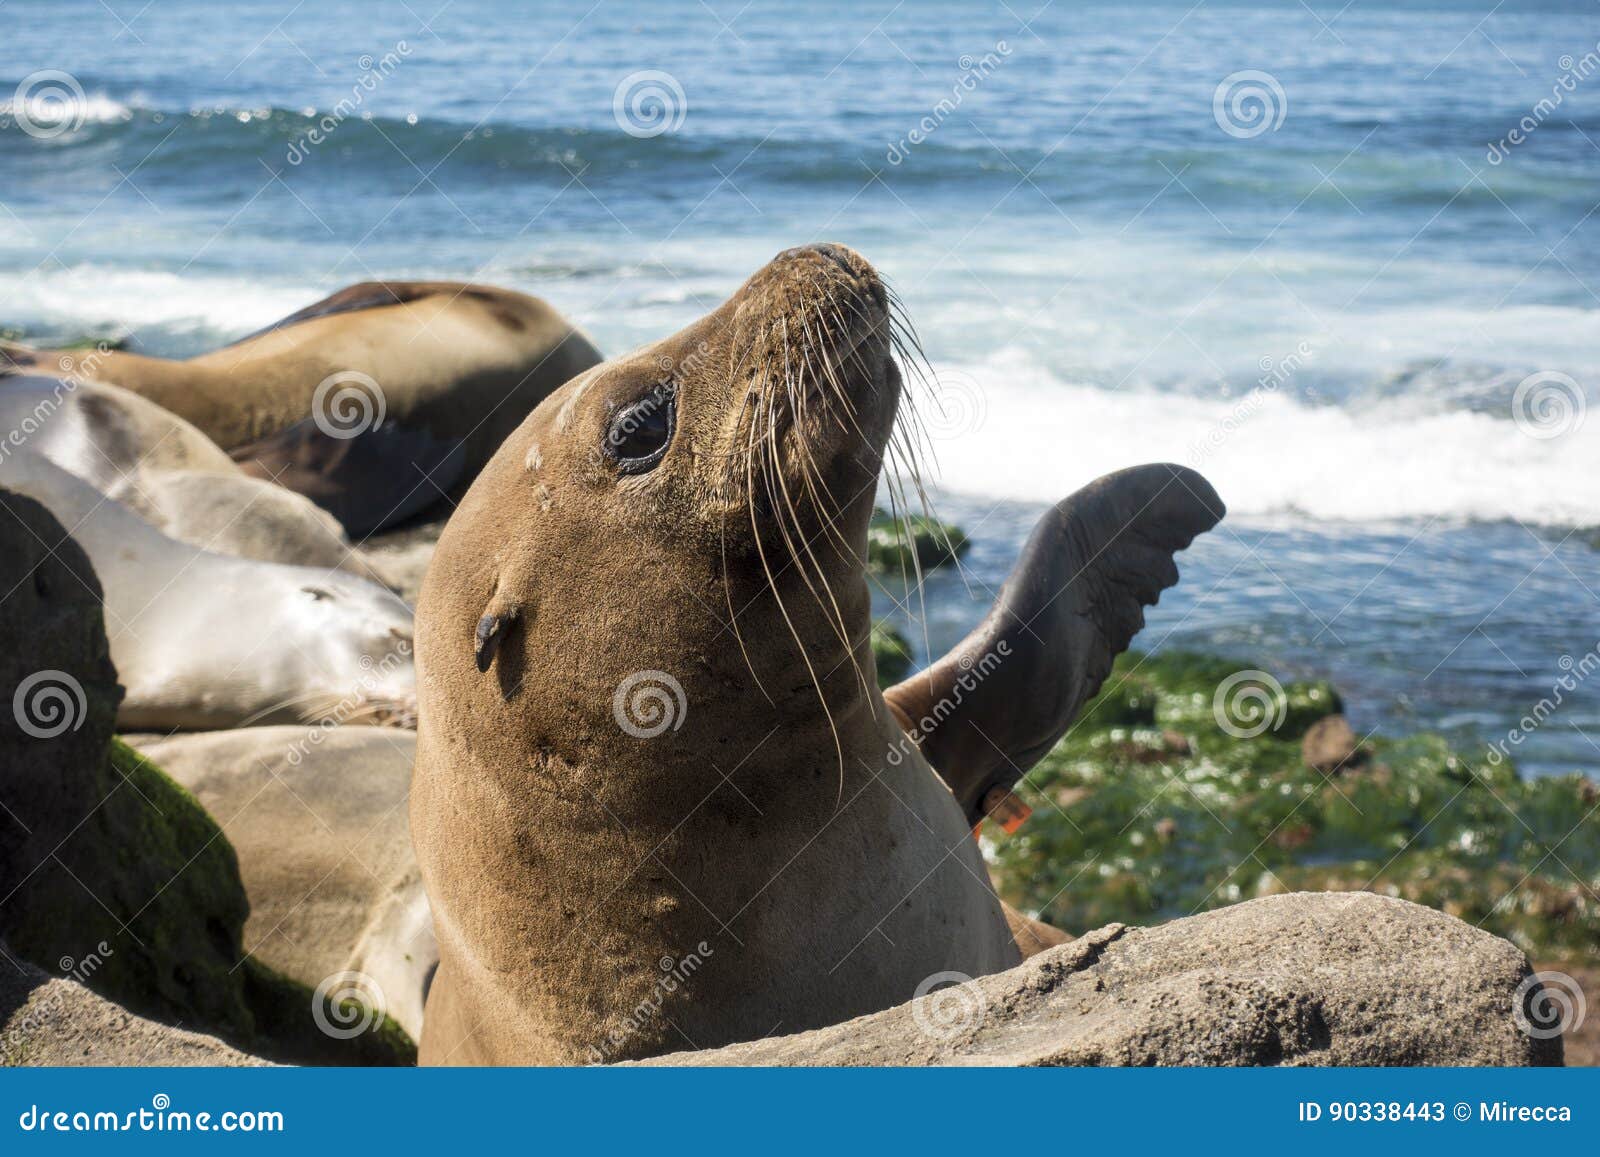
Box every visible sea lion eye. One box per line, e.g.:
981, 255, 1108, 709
604, 384, 676, 473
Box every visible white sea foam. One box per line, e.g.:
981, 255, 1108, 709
1, 267, 319, 338
918, 350, 1600, 526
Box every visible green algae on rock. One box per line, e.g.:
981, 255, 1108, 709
0, 487, 413, 1066
871, 619, 913, 685
866, 508, 970, 573
988, 650, 1600, 964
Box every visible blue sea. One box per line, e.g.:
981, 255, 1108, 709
3, 0, 1598, 774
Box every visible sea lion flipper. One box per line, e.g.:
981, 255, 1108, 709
232, 418, 467, 537
882, 463, 1225, 826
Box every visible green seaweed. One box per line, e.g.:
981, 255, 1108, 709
871, 619, 913, 685
988, 651, 1600, 962
5, 739, 415, 1065
866, 508, 970, 573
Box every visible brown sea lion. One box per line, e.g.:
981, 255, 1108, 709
409, 243, 1223, 1065
5, 282, 603, 534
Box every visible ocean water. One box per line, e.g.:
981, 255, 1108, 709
3, 0, 1598, 774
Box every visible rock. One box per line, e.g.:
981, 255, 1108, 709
0, 488, 412, 1066
870, 620, 913, 685
865, 509, 970, 574
1302, 714, 1367, 773
0, 939, 262, 1067
637, 893, 1561, 1066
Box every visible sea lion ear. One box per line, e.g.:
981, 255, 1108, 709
882, 463, 1225, 827
231, 419, 466, 537
474, 608, 518, 673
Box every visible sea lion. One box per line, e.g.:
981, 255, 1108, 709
409, 242, 1223, 1065
0, 374, 386, 582
5, 282, 604, 534
128, 727, 433, 1042
6, 453, 416, 731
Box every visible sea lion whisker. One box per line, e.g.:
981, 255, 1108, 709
746, 401, 847, 805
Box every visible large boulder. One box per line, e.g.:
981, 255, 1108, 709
639, 893, 1562, 1066
0, 488, 411, 1065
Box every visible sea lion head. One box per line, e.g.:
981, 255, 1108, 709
417, 243, 904, 812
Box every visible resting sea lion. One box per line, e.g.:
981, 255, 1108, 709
128, 727, 432, 1041
6, 453, 416, 731
409, 243, 1223, 1065
5, 282, 603, 534
0, 374, 385, 582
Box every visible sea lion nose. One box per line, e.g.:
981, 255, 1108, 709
775, 241, 862, 276
772, 243, 887, 311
